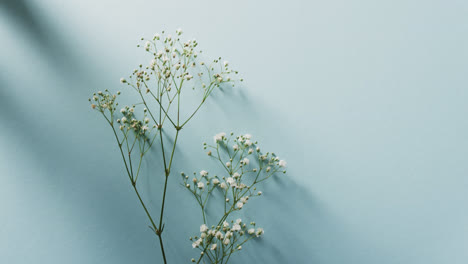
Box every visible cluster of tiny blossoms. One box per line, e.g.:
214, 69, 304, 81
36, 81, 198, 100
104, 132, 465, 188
181, 133, 286, 263
120, 29, 242, 132
189, 219, 263, 263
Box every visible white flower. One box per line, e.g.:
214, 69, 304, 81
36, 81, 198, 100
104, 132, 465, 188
215, 231, 223, 239
145, 41, 151, 51
226, 162, 231, 167
214, 132, 226, 143
248, 228, 255, 235
235, 219, 242, 224
200, 232, 206, 238
236, 202, 243, 209
245, 140, 252, 146
233, 144, 239, 151
257, 191, 262, 195
129, 108, 134, 113
142, 125, 149, 131
210, 244, 217, 250
223, 238, 230, 245
176, 28, 183, 35
225, 231, 232, 238
223, 61, 229, 67
200, 170, 208, 177
120, 78, 126, 83
256, 228, 264, 237
120, 108, 126, 113
200, 224, 208, 233
248, 148, 253, 154
244, 134, 252, 139
192, 238, 202, 248
197, 182, 205, 189
237, 246, 242, 250
121, 117, 127, 123
279, 160, 287, 167
226, 177, 235, 185
242, 158, 250, 165
220, 182, 227, 189
240, 197, 248, 204
223, 221, 229, 228
153, 33, 160, 40
144, 117, 150, 123
212, 179, 220, 185
233, 172, 240, 178
232, 223, 241, 232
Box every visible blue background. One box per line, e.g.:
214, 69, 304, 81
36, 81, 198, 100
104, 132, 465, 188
1, 0, 468, 263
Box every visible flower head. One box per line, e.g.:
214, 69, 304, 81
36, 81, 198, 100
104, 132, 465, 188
200, 224, 208, 233
279, 160, 287, 167
197, 182, 205, 189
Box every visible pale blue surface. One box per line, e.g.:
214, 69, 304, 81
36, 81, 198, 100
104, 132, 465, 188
1, 0, 468, 263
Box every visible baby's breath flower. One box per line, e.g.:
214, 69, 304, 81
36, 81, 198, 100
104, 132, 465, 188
214, 132, 226, 143
226, 177, 235, 185
197, 182, 204, 189
200, 170, 208, 177
200, 224, 208, 233
279, 160, 287, 167
256, 228, 264, 237
192, 238, 202, 248
232, 223, 241, 231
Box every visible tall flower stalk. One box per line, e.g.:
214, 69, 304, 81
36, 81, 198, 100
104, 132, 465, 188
89, 29, 240, 264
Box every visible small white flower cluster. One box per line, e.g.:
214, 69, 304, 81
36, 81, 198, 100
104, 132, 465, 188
116, 105, 156, 136
186, 132, 286, 263
88, 89, 120, 113
120, 28, 241, 106
190, 219, 263, 258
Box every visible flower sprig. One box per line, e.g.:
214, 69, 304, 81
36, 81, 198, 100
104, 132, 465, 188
89, 29, 242, 264
120, 29, 242, 131
182, 133, 287, 263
